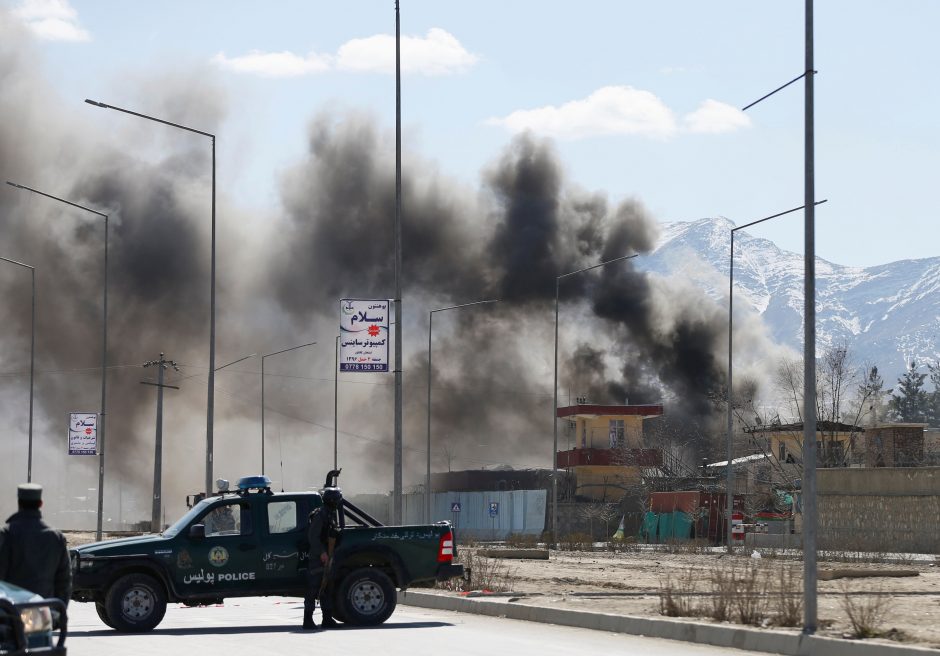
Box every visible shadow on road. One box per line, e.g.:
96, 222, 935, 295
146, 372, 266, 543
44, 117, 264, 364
69, 621, 453, 638
337, 621, 453, 631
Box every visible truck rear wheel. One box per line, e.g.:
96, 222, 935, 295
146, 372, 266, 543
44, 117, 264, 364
105, 573, 167, 632
337, 568, 396, 626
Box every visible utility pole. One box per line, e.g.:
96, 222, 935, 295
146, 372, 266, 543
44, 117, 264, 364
142, 353, 179, 533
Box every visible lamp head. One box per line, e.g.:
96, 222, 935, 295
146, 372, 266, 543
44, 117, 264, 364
84, 99, 107, 108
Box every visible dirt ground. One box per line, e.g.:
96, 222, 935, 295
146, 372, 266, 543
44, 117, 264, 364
472, 548, 940, 650
65, 532, 940, 650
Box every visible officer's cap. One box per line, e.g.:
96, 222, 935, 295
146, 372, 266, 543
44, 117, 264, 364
17, 483, 42, 502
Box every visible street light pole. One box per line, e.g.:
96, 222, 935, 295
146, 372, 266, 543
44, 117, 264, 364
426, 299, 499, 523
802, 0, 819, 632
85, 98, 217, 496
392, 0, 404, 526
334, 335, 339, 471
6, 181, 109, 540
553, 254, 638, 546
261, 341, 316, 475
0, 256, 35, 483
725, 200, 826, 552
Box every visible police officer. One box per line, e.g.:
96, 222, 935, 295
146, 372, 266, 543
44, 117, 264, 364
0, 484, 71, 606
303, 487, 342, 630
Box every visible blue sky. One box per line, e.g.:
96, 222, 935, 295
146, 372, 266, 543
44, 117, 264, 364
8, 0, 939, 268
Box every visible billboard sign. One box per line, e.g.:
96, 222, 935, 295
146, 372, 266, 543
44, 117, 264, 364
340, 299, 389, 372
69, 412, 98, 455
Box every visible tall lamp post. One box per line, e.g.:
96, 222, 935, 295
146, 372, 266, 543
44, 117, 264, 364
728, 1, 818, 631
85, 98, 218, 496
334, 335, 339, 471
725, 200, 826, 551
0, 256, 35, 482
392, 0, 404, 525
6, 181, 109, 540
426, 299, 499, 523
261, 341, 316, 475
553, 254, 638, 545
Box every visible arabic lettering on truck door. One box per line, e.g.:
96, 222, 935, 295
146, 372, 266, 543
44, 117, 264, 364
174, 500, 261, 595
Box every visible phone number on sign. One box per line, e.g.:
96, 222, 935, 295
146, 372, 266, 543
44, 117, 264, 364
340, 363, 389, 372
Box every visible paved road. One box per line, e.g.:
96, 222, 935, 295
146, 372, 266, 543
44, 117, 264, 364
65, 597, 765, 655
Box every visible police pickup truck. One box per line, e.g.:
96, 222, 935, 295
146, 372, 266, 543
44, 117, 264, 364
70, 472, 462, 632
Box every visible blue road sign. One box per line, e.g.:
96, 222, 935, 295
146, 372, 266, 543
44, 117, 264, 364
489, 502, 499, 517
451, 502, 461, 513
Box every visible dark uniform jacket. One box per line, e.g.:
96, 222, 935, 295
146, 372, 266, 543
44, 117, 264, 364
306, 507, 340, 570
0, 510, 71, 604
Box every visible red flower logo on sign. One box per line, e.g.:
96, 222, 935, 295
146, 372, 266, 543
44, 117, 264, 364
368, 324, 380, 337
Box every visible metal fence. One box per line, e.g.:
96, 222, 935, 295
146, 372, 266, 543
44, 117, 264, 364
348, 489, 547, 539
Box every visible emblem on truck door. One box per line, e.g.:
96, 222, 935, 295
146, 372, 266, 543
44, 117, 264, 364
208, 546, 229, 567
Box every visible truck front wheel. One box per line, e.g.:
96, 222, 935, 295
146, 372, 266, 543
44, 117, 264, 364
95, 601, 115, 629
104, 573, 167, 632
337, 568, 396, 626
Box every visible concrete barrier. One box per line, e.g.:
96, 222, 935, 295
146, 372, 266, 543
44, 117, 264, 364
399, 590, 939, 656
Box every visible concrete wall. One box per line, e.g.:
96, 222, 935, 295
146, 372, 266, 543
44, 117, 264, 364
573, 465, 641, 501
817, 467, 940, 553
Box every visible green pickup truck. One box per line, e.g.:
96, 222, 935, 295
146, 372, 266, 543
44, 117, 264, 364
70, 473, 462, 632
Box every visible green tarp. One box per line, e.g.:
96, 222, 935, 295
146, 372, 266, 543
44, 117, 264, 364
640, 510, 693, 542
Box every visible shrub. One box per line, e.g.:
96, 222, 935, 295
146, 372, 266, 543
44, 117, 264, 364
840, 581, 892, 639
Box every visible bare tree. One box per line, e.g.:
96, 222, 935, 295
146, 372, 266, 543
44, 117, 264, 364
774, 357, 805, 424
578, 503, 604, 539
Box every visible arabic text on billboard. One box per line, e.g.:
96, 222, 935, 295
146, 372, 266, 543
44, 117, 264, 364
340, 299, 389, 372
69, 412, 98, 455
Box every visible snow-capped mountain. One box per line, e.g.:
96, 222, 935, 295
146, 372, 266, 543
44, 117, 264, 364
647, 217, 940, 383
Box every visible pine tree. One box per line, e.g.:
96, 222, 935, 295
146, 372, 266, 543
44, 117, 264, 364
889, 361, 929, 422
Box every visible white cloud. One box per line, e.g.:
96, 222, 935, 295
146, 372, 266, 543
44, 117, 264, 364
683, 99, 751, 134
486, 86, 678, 140
212, 51, 332, 78
337, 27, 477, 75
13, 0, 90, 42
213, 28, 476, 78
487, 86, 750, 140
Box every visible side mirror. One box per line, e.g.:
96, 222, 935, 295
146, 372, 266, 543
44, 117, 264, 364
189, 523, 206, 539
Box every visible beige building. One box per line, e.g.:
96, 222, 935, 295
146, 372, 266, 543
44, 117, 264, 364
556, 403, 664, 501
747, 421, 863, 468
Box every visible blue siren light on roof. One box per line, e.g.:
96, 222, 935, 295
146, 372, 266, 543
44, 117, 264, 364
237, 475, 271, 490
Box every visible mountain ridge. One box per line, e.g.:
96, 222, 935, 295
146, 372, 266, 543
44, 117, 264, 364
648, 217, 940, 383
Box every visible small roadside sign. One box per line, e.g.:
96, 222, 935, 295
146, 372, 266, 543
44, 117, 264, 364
489, 502, 499, 517
450, 502, 461, 513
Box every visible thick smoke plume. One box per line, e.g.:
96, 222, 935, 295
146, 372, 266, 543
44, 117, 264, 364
0, 11, 743, 526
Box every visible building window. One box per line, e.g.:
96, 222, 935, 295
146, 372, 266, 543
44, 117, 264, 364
778, 443, 787, 462
609, 420, 625, 448
581, 421, 587, 448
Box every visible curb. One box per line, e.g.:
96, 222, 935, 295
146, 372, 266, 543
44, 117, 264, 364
399, 591, 937, 656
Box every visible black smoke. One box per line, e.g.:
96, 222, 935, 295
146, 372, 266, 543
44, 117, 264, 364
0, 10, 738, 525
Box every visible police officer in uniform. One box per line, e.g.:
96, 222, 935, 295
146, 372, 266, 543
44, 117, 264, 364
0, 484, 71, 606
302, 487, 342, 630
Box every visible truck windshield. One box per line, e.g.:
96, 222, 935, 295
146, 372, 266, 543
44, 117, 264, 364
162, 498, 214, 538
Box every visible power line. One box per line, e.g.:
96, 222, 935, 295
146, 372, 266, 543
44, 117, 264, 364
0, 363, 142, 378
